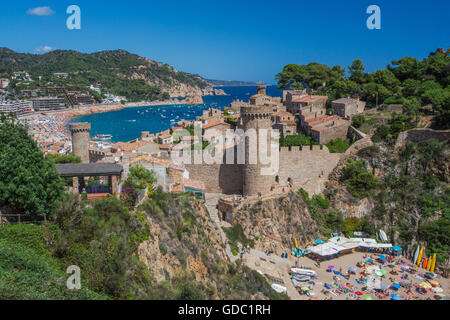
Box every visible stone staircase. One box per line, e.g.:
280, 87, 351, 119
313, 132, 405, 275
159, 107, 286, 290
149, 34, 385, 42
205, 193, 238, 262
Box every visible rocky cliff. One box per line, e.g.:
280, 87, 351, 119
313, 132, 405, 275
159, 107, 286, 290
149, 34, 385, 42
136, 192, 286, 300
229, 192, 321, 254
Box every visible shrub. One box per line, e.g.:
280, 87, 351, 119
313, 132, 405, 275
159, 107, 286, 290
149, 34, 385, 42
341, 159, 379, 198
326, 138, 351, 153
351, 115, 365, 128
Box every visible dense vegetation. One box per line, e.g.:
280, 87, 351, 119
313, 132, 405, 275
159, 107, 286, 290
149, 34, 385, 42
279, 133, 318, 146
0, 115, 63, 217
0, 118, 283, 300
277, 48, 449, 129
0, 48, 208, 102
324, 139, 449, 265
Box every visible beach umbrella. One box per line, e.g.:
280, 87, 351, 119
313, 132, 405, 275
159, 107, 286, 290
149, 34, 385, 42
315, 239, 324, 244
392, 246, 402, 252
348, 266, 357, 272
364, 296, 373, 300
380, 283, 389, 290
380, 269, 388, 275
301, 287, 310, 291
430, 280, 439, 287
328, 265, 335, 269
390, 294, 401, 300
419, 282, 432, 289
377, 254, 387, 261
392, 283, 401, 290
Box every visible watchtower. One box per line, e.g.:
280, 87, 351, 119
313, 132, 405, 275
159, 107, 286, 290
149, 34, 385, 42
69, 122, 91, 163
240, 104, 273, 196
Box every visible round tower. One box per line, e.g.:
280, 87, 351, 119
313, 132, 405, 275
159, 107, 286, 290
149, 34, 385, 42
70, 122, 91, 163
256, 84, 267, 96
240, 105, 273, 196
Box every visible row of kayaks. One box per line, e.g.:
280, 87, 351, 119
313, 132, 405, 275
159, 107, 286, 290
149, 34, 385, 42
291, 267, 317, 277
413, 246, 437, 273
270, 267, 318, 294
290, 268, 317, 287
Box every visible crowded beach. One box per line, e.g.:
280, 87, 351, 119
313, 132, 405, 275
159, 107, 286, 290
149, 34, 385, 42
244, 235, 449, 301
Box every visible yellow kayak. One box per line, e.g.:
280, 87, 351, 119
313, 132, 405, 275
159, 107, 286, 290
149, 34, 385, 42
295, 238, 298, 248
430, 254, 437, 273
426, 256, 432, 271
416, 247, 423, 266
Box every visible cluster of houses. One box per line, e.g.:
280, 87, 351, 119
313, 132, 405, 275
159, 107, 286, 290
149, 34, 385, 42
54, 84, 368, 201
0, 71, 129, 116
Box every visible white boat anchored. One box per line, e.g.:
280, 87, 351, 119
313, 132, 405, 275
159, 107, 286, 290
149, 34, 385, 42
93, 134, 113, 141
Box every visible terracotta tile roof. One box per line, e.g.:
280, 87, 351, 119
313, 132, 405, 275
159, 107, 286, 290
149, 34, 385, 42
184, 178, 206, 191
129, 155, 184, 172
202, 121, 231, 130
311, 119, 349, 132
159, 133, 172, 139
280, 120, 297, 126
292, 95, 328, 103
307, 115, 340, 127
113, 140, 156, 152
303, 114, 329, 124
159, 144, 173, 150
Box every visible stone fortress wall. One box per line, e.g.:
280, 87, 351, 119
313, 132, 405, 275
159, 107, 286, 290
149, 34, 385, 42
395, 128, 450, 151
185, 143, 343, 197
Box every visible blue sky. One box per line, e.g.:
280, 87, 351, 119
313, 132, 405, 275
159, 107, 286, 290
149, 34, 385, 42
0, 0, 448, 84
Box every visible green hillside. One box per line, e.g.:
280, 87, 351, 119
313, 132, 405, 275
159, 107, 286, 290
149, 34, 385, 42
0, 48, 209, 102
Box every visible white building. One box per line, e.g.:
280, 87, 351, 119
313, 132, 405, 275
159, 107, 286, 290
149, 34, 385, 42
0, 78, 10, 89
0, 99, 33, 116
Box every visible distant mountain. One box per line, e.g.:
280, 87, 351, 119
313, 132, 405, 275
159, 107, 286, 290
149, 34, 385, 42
206, 79, 267, 87
0, 48, 211, 101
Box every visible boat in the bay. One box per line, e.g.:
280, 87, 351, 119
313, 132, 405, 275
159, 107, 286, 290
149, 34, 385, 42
93, 134, 113, 141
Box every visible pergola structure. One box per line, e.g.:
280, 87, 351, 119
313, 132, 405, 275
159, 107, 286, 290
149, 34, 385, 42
55, 163, 123, 195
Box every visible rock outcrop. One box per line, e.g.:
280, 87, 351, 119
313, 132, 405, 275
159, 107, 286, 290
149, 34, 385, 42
181, 94, 204, 105
229, 192, 321, 254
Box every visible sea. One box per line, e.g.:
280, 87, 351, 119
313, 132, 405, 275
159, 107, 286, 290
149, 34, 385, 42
72, 85, 282, 142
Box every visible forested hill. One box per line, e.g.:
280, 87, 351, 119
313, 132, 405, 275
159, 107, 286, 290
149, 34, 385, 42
276, 48, 449, 130
0, 48, 210, 101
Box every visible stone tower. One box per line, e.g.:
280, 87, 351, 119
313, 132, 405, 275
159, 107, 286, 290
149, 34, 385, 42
70, 122, 91, 163
240, 102, 273, 197
256, 84, 267, 96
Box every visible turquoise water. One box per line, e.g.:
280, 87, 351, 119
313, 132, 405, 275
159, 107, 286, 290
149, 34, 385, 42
72, 85, 282, 142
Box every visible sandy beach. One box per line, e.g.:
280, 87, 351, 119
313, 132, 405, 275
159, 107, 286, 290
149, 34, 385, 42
243, 251, 449, 300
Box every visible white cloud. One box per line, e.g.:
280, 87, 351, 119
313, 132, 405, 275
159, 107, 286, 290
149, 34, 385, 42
34, 45, 56, 54
27, 6, 55, 16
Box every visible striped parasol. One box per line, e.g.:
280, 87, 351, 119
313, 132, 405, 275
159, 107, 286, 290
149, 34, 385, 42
419, 282, 432, 289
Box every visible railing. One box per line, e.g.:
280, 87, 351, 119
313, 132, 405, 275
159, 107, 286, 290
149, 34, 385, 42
0, 213, 46, 225
136, 187, 149, 205
85, 185, 111, 194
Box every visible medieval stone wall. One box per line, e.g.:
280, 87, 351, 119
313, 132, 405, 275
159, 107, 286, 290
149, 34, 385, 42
395, 128, 450, 151
277, 145, 341, 195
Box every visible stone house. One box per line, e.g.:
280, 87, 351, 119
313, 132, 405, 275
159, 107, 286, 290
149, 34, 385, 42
158, 133, 173, 145
310, 118, 350, 144
272, 111, 297, 135
331, 97, 366, 118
